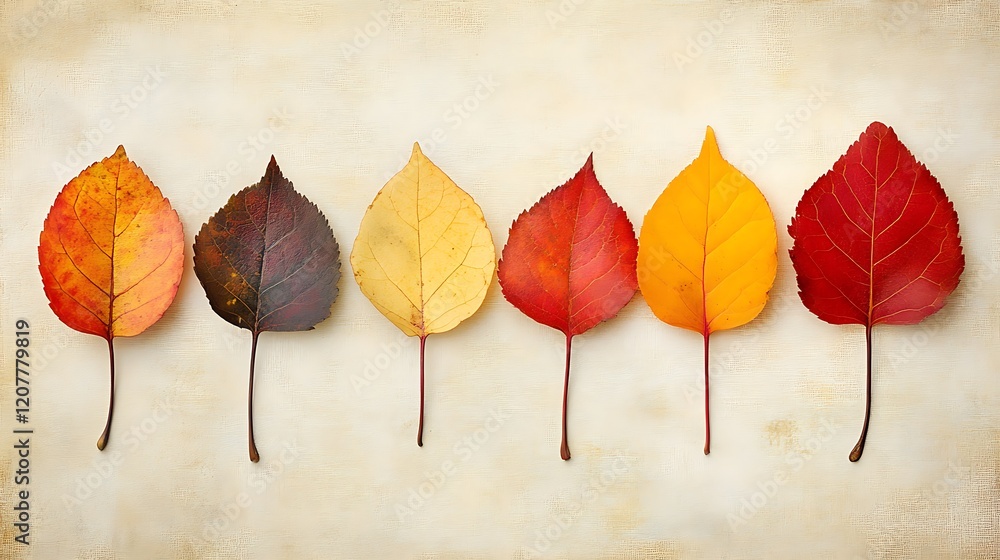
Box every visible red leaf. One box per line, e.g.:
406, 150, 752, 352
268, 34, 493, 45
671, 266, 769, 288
498, 155, 638, 460
788, 121, 964, 461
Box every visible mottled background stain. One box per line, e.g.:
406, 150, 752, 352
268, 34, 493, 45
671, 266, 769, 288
0, 1, 998, 559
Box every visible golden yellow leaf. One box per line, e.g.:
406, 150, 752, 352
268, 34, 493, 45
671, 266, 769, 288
351, 143, 496, 445
637, 126, 777, 454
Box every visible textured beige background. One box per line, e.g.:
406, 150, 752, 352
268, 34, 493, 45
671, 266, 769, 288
1, 1, 999, 559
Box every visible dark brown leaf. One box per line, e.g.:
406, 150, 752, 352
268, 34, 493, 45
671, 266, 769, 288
193, 156, 340, 462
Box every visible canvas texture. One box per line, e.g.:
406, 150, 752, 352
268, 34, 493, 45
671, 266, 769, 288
0, 1, 998, 558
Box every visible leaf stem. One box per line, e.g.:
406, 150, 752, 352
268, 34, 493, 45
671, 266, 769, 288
97, 337, 116, 451
248, 331, 260, 463
850, 325, 873, 462
417, 334, 427, 447
703, 332, 711, 456
560, 334, 573, 461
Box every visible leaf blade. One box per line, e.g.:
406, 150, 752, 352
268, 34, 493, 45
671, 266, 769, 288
788, 122, 964, 327
638, 127, 778, 336
193, 157, 341, 334
350, 143, 496, 337
39, 146, 185, 338
498, 155, 639, 337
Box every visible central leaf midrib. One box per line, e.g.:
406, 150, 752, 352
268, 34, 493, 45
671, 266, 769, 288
416, 154, 425, 335
254, 171, 277, 332
867, 141, 883, 328
108, 157, 123, 338
566, 176, 589, 334
701, 152, 712, 336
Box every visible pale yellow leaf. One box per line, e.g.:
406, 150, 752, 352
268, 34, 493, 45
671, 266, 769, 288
351, 143, 496, 337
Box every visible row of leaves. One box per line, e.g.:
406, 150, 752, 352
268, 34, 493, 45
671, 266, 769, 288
38, 122, 964, 463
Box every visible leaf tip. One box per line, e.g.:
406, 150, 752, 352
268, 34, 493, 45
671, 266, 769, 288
266, 155, 281, 176
574, 153, 598, 186
701, 126, 720, 156
263, 156, 287, 187
862, 121, 895, 146
112, 145, 127, 159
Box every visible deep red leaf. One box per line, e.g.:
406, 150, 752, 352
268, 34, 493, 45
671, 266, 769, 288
788, 121, 964, 461
498, 155, 638, 460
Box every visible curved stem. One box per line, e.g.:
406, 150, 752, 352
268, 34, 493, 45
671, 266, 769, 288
703, 332, 711, 455
560, 334, 573, 461
248, 331, 260, 463
417, 335, 427, 447
97, 337, 116, 451
850, 325, 873, 462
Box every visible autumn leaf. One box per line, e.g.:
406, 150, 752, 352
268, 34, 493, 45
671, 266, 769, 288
637, 127, 777, 455
38, 145, 185, 451
193, 157, 340, 462
788, 121, 964, 462
498, 155, 638, 460
351, 143, 496, 447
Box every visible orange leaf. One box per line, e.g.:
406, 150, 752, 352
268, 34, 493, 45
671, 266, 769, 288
38, 145, 185, 450
638, 128, 777, 454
